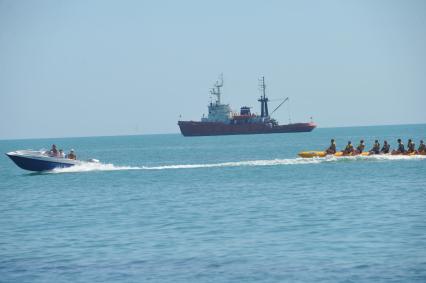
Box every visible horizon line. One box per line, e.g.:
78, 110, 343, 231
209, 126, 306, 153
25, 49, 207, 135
0, 122, 425, 142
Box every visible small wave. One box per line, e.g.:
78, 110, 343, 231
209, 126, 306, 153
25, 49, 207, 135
49, 154, 425, 173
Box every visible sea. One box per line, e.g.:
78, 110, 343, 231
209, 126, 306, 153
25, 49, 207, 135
1, 124, 425, 283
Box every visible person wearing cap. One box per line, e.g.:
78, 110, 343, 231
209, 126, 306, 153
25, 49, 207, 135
342, 141, 354, 155
369, 140, 380, 154
325, 139, 336, 154
407, 139, 416, 154
418, 140, 425, 154
380, 140, 390, 154
392, 139, 405, 154
67, 149, 77, 160
49, 144, 58, 157
355, 140, 365, 154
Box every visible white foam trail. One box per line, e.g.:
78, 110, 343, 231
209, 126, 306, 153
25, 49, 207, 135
51, 162, 141, 173
143, 154, 426, 170
49, 154, 425, 174
140, 158, 324, 170
328, 154, 426, 162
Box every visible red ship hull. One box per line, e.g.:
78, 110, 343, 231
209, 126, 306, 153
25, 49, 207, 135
178, 121, 316, 137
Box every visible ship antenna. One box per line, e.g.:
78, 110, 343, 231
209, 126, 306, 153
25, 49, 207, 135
211, 73, 224, 104
217, 73, 224, 88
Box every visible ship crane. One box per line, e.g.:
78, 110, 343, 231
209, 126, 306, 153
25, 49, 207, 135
258, 77, 289, 117
270, 97, 289, 116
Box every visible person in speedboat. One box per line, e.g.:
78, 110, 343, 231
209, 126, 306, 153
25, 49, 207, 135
342, 141, 354, 155
380, 140, 390, 154
58, 149, 65, 158
47, 144, 59, 157
369, 140, 380, 154
66, 149, 77, 160
325, 139, 336, 154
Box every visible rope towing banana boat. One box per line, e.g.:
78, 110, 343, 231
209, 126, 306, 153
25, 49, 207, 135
298, 151, 425, 158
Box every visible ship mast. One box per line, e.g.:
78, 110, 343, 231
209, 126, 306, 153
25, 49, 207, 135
258, 76, 269, 117
210, 73, 224, 104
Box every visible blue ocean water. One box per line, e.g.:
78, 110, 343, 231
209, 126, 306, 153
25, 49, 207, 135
1, 124, 425, 283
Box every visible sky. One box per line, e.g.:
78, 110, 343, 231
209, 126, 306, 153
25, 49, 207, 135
1, 0, 425, 139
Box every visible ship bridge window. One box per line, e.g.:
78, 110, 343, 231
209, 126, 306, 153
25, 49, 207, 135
240, 106, 251, 115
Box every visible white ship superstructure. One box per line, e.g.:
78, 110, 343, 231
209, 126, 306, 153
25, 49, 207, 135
201, 75, 232, 123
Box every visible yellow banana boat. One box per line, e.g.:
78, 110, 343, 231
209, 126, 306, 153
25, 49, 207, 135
298, 151, 328, 158
298, 151, 422, 158
298, 151, 370, 158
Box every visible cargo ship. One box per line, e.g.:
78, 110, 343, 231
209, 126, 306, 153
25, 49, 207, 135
178, 76, 316, 137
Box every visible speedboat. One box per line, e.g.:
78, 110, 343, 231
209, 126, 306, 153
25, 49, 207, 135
5, 150, 98, 172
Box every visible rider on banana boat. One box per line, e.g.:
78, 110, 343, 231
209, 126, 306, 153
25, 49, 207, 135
355, 140, 365, 154
418, 140, 425, 154
407, 139, 416, 154
369, 140, 380, 154
392, 139, 405, 154
380, 140, 390, 154
325, 139, 337, 154
342, 141, 354, 155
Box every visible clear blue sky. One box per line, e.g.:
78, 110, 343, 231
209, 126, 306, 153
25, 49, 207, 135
1, 0, 425, 139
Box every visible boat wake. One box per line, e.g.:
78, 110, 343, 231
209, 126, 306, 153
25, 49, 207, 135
51, 162, 141, 173
49, 154, 426, 174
